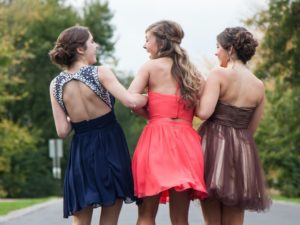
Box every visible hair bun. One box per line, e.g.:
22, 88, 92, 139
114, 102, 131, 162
217, 27, 258, 63
233, 29, 258, 63
49, 45, 75, 67
49, 26, 90, 68
55, 46, 70, 59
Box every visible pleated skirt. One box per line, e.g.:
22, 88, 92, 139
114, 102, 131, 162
198, 121, 271, 211
63, 111, 134, 218
132, 119, 207, 203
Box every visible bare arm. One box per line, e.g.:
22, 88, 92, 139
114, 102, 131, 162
129, 97, 149, 119
98, 66, 147, 109
196, 69, 221, 120
49, 82, 72, 139
248, 89, 265, 135
128, 62, 150, 119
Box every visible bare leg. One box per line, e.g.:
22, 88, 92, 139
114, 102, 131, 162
73, 206, 93, 225
200, 199, 221, 225
169, 189, 190, 225
221, 205, 244, 225
137, 194, 161, 225
99, 199, 123, 225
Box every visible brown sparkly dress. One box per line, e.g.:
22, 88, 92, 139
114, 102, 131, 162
198, 101, 271, 211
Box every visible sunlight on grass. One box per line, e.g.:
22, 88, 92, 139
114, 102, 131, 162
0, 197, 55, 216
272, 195, 300, 204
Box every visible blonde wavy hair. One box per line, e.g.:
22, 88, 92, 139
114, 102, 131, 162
146, 20, 203, 108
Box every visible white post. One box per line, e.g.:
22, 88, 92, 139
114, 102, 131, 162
49, 139, 63, 179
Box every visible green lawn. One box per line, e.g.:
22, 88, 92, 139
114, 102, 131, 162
0, 197, 55, 216
272, 195, 300, 204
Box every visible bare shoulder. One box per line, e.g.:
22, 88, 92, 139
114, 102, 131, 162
208, 67, 227, 81
97, 65, 112, 75
145, 58, 167, 69
256, 76, 264, 88
256, 77, 265, 99
251, 73, 265, 91
97, 65, 115, 81
137, 59, 167, 76
250, 73, 265, 103
151, 58, 172, 70
139, 60, 154, 71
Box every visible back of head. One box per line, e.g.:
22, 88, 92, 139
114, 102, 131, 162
146, 20, 203, 108
49, 26, 90, 68
217, 27, 258, 64
146, 20, 184, 58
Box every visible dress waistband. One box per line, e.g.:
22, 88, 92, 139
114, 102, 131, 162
208, 117, 249, 129
71, 111, 116, 134
149, 117, 192, 126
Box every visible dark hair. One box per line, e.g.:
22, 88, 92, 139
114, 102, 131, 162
217, 27, 258, 63
49, 26, 90, 68
146, 20, 203, 108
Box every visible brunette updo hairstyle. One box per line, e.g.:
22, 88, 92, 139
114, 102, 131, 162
217, 27, 258, 64
146, 20, 203, 108
49, 26, 90, 68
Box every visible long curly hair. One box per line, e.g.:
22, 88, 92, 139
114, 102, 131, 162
146, 20, 203, 108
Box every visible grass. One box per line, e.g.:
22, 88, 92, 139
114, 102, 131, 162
272, 195, 300, 204
0, 197, 55, 216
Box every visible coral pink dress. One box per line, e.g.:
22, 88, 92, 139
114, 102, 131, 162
132, 91, 207, 203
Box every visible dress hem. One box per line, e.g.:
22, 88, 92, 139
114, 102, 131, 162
64, 196, 135, 218
135, 183, 208, 204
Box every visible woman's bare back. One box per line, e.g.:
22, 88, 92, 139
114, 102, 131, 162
148, 58, 178, 95
218, 65, 264, 108
63, 80, 111, 122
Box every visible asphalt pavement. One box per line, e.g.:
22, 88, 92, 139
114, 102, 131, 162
0, 199, 299, 225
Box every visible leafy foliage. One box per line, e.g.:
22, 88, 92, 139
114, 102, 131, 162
0, 120, 42, 197
247, 0, 300, 196
0, 0, 116, 197
114, 75, 147, 155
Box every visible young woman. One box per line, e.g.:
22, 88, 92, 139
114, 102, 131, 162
128, 20, 207, 225
49, 26, 147, 225
197, 27, 271, 225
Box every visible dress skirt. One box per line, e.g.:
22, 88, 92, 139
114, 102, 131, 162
63, 111, 134, 218
132, 119, 207, 203
198, 120, 271, 211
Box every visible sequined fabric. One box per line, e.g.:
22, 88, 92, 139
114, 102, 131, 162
52, 65, 112, 112
198, 101, 271, 211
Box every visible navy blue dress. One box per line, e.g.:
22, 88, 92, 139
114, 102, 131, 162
52, 66, 135, 218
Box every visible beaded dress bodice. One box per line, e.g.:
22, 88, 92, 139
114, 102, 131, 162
52, 65, 112, 113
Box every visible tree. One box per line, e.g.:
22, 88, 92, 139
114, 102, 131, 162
83, 0, 115, 63
0, 0, 117, 197
246, 0, 300, 196
113, 75, 147, 154
0, 0, 40, 197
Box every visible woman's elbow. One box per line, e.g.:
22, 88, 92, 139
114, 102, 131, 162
57, 130, 68, 139
121, 98, 136, 108
122, 94, 146, 109
56, 125, 71, 139
197, 110, 211, 121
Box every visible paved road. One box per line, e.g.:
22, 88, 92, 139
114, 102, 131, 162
0, 199, 299, 225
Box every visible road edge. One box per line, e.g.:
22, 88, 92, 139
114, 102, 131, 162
0, 198, 62, 224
